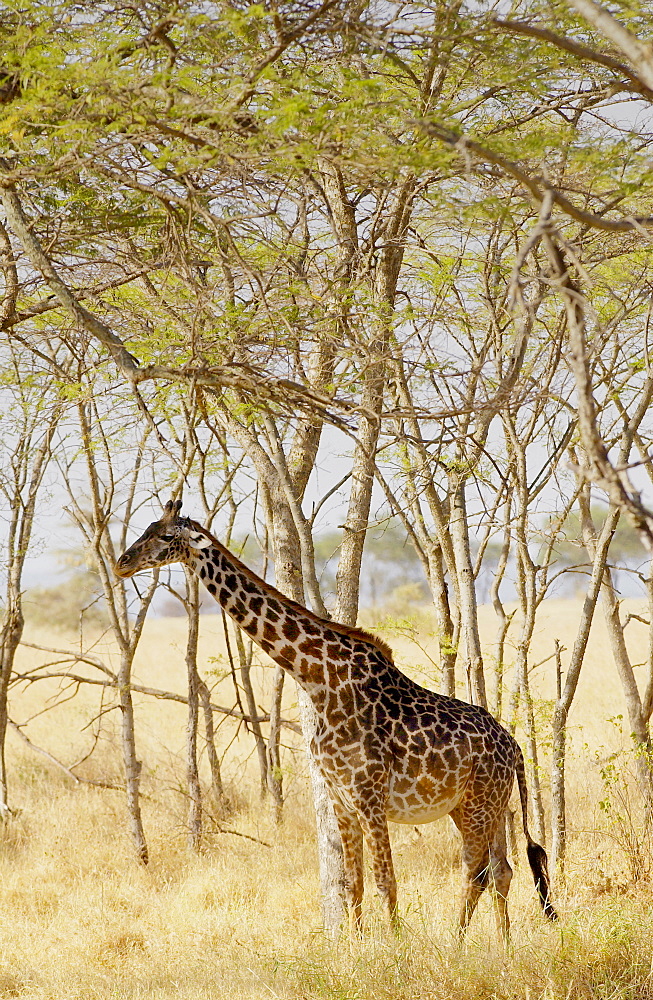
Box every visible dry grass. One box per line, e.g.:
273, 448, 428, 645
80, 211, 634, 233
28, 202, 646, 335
2, 599, 653, 999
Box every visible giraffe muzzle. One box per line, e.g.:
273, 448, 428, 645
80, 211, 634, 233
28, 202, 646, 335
114, 553, 138, 578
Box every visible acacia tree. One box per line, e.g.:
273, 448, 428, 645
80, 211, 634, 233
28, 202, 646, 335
55, 382, 160, 863
0, 343, 64, 818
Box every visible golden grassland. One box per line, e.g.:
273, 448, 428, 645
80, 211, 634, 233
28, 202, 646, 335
2, 599, 653, 999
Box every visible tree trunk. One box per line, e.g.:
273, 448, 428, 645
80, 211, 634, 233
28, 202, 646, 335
579, 491, 653, 807
521, 668, 546, 845
236, 627, 270, 801
490, 502, 513, 721
428, 546, 457, 697
0, 603, 23, 819
269, 499, 346, 933
0, 403, 60, 819
296, 686, 347, 931
550, 640, 566, 882
266, 665, 285, 824
600, 574, 653, 803
75, 401, 157, 864
549, 480, 621, 876
185, 571, 202, 851
198, 678, 225, 814
450, 480, 487, 708
213, 401, 345, 929
118, 650, 148, 864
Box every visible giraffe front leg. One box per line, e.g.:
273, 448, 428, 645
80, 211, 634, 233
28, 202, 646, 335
332, 799, 365, 934
358, 808, 399, 931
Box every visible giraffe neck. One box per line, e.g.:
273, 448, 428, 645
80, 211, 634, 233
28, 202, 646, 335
182, 536, 363, 709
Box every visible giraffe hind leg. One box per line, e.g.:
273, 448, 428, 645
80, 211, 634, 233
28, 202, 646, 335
457, 854, 491, 934
489, 828, 513, 941
453, 805, 512, 938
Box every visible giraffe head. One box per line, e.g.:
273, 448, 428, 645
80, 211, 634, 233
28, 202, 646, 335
114, 500, 210, 578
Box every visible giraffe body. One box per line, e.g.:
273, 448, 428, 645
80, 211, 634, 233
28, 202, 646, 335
115, 501, 556, 936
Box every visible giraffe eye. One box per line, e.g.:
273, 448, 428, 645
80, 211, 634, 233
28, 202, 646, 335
161, 534, 173, 542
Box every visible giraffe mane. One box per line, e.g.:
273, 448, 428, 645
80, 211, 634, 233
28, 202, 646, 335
188, 521, 396, 665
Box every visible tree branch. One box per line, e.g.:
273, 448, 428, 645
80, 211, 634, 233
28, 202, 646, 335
8, 720, 122, 790
543, 234, 653, 551
492, 16, 653, 102
563, 0, 653, 91
416, 119, 653, 232
0, 177, 141, 377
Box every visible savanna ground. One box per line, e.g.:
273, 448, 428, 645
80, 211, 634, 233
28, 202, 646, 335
2, 599, 653, 1000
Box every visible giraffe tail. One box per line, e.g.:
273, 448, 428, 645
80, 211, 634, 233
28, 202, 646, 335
515, 747, 558, 922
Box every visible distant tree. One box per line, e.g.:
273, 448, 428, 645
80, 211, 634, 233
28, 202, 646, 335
540, 506, 647, 595
314, 519, 427, 609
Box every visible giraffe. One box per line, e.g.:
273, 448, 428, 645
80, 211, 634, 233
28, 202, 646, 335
115, 500, 557, 937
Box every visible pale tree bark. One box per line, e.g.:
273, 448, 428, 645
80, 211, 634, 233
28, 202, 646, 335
265, 491, 346, 932
549, 483, 639, 874
214, 404, 326, 823
450, 481, 487, 708
197, 678, 225, 814
645, 560, 653, 728
499, 432, 580, 857
489, 497, 514, 721
165, 402, 234, 838
235, 625, 271, 803
266, 452, 348, 919
317, 155, 377, 627
503, 416, 546, 841
257, 479, 294, 821
334, 5, 453, 625
622, 407, 653, 733
381, 370, 460, 694
0, 219, 18, 327
334, 167, 420, 626
386, 211, 547, 708
212, 432, 272, 802
448, 224, 546, 710
550, 639, 566, 883
449, 217, 547, 709
543, 237, 653, 808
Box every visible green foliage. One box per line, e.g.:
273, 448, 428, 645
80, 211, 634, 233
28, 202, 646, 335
3, 0, 653, 422
596, 735, 653, 886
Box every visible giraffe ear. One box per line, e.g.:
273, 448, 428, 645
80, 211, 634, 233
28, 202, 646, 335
188, 531, 212, 551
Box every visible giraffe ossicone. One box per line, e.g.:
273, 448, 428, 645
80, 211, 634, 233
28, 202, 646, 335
115, 499, 557, 937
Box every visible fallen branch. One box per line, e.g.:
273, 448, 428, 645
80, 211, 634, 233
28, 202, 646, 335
8, 720, 122, 790
15, 642, 302, 733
